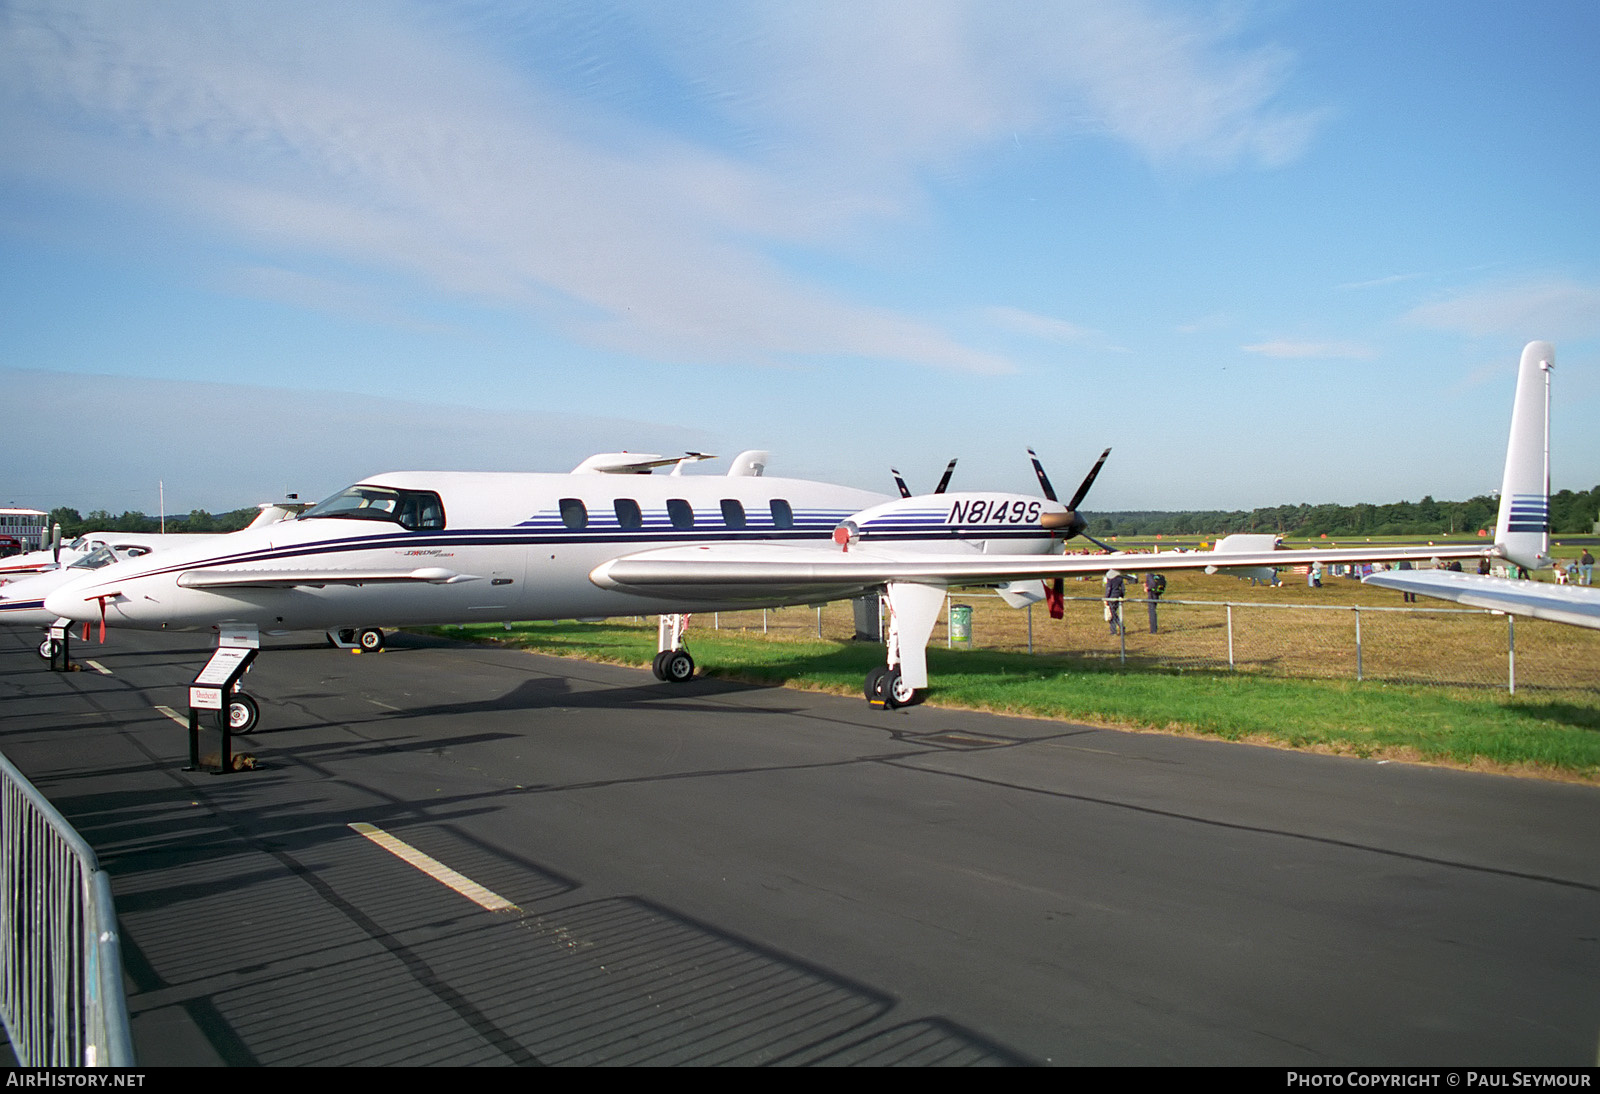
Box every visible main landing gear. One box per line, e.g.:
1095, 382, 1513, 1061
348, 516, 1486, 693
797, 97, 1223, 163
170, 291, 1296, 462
863, 583, 943, 710
652, 613, 695, 683
864, 665, 919, 709
327, 627, 385, 652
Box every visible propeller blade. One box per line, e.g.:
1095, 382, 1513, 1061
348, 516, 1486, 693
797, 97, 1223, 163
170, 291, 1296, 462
1066, 447, 1112, 511
1081, 532, 1116, 553
1027, 448, 1058, 502
933, 458, 958, 495
890, 469, 912, 499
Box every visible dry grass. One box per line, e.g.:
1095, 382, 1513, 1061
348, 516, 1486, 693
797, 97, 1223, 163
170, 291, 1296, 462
694, 570, 1600, 700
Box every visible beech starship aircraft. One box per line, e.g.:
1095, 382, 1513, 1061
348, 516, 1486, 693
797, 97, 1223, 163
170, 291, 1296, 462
41, 412, 1504, 732
1364, 341, 1600, 629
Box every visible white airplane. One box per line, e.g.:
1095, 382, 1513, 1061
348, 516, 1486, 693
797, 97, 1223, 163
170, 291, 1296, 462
0, 531, 148, 581
1, 536, 219, 636
1363, 341, 1600, 628
1, 506, 303, 652
40, 434, 1497, 731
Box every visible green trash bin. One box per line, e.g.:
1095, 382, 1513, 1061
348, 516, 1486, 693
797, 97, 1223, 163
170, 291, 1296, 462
950, 604, 973, 648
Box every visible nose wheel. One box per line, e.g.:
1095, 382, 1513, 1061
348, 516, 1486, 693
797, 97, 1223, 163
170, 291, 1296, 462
216, 692, 260, 735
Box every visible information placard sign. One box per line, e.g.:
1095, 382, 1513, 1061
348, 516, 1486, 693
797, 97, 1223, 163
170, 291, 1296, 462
189, 686, 223, 710
195, 647, 252, 687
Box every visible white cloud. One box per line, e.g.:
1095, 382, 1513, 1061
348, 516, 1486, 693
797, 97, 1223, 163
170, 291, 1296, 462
985, 306, 1097, 343
1405, 280, 1600, 341
0, 0, 1321, 373
1241, 341, 1377, 360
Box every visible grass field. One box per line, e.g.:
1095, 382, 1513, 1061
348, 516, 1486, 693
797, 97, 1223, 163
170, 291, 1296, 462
432, 566, 1600, 783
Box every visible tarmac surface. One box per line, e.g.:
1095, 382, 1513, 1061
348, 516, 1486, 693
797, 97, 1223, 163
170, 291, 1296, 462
2, 624, 1598, 1066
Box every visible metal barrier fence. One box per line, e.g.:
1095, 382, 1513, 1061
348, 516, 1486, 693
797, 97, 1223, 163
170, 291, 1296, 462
707, 589, 1600, 696
0, 750, 133, 1066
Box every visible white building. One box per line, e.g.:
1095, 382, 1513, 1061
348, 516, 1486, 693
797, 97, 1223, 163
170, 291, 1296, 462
0, 508, 48, 551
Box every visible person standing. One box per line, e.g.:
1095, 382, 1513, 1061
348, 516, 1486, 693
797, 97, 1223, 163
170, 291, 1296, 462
1582, 549, 1594, 586
1144, 571, 1165, 633
1104, 569, 1125, 636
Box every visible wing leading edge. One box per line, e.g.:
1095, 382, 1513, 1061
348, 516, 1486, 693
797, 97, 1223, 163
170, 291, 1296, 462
591, 541, 1490, 601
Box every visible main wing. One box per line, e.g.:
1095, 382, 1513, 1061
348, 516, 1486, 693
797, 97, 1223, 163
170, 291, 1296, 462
1362, 570, 1600, 630
592, 541, 1489, 602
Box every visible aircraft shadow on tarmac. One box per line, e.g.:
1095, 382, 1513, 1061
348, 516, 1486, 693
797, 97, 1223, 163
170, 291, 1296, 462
45, 761, 1038, 1064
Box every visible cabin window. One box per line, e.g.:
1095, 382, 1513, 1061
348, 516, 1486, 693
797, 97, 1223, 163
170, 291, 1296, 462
559, 498, 588, 530
303, 486, 446, 531
614, 499, 643, 530
770, 499, 794, 529
667, 498, 695, 530
720, 499, 746, 529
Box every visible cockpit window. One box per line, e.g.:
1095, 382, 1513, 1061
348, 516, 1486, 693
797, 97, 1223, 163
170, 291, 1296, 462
68, 546, 120, 570
302, 486, 446, 531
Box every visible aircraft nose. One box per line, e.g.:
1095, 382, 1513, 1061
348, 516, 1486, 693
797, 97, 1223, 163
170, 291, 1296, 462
43, 586, 94, 622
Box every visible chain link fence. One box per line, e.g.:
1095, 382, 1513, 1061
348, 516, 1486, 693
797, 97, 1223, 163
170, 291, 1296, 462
702, 587, 1600, 696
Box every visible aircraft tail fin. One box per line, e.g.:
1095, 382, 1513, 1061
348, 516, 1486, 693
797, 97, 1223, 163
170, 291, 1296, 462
1494, 341, 1554, 571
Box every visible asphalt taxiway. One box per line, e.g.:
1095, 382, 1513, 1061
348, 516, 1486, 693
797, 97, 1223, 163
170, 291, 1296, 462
2, 625, 1597, 1065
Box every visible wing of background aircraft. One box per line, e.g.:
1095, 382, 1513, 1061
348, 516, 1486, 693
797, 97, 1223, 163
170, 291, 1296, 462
1362, 570, 1600, 630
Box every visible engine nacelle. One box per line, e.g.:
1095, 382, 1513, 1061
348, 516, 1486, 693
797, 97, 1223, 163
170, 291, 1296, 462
835, 492, 1066, 554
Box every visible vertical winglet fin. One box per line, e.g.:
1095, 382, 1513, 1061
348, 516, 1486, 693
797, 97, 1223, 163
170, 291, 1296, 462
1494, 341, 1553, 570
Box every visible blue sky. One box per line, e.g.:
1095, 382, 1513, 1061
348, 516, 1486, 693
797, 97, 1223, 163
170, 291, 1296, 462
2, 0, 1597, 517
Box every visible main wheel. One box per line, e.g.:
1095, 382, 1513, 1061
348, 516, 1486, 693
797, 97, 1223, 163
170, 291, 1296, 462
357, 628, 385, 652
883, 665, 921, 710
661, 649, 695, 683
651, 650, 670, 680
217, 692, 260, 735
880, 668, 921, 710
864, 666, 888, 702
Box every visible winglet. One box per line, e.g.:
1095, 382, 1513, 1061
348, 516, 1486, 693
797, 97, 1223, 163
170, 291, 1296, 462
1494, 341, 1554, 571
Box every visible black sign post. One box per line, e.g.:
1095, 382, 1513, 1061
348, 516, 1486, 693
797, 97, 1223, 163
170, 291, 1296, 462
186, 646, 257, 774
46, 621, 71, 672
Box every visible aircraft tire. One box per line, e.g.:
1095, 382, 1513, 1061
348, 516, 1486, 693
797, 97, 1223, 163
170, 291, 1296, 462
38, 636, 56, 661
651, 651, 670, 680
218, 693, 260, 735
662, 649, 694, 683
357, 628, 385, 652
864, 666, 887, 702
880, 668, 920, 710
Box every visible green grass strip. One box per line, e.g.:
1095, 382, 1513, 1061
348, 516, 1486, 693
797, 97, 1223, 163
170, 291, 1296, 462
431, 621, 1600, 781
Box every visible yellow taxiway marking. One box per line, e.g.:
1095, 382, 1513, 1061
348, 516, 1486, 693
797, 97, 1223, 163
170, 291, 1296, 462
84, 660, 112, 675
348, 822, 518, 913
154, 705, 189, 727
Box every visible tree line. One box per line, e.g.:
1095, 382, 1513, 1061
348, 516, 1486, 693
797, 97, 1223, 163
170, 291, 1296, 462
45, 507, 264, 538
41, 484, 1600, 541
1089, 485, 1600, 538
